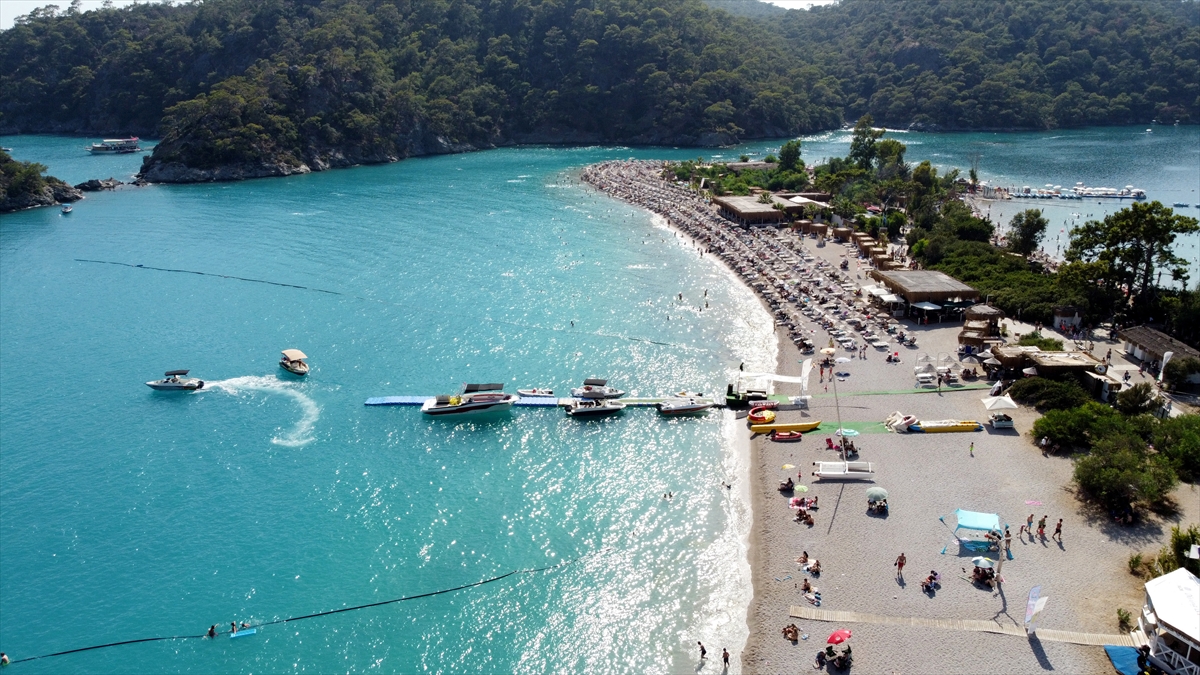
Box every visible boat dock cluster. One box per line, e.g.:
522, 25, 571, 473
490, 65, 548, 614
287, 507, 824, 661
581, 161, 910, 359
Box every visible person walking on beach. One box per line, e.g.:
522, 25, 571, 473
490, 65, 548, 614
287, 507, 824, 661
722, 648, 730, 668
969, 441, 974, 457
895, 552, 906, 578
1004, 527, 1012, 551
1053, 519, 1063, 542
698, 642, 707, 659
1037, 515, 1047, 540
1020, 514, 1034, 538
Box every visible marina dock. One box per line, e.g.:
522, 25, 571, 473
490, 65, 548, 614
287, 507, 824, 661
364, 395, 722, 408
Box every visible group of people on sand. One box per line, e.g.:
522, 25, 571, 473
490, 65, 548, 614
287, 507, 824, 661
796, 551, 822, 576
793, 496, 818, 526
814, 643, 852, 670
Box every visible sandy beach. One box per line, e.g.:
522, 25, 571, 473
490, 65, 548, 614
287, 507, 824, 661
582, 161, 1199, 675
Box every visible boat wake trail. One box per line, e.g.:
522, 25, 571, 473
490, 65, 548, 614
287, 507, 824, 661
206, 375, 319, 447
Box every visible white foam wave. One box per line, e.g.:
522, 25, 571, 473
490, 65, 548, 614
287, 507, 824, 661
207, 375, 319, 447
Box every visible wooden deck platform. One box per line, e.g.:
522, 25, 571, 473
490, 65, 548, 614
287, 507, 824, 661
788, 606, 1133, 646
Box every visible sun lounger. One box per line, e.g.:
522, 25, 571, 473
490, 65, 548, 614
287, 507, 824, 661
811, 461, 876, 480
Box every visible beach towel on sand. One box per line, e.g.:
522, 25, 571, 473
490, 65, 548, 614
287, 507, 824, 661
1103, 645, 1140, 675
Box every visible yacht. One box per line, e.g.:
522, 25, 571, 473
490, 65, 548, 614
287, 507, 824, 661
87, 137, 141, 153
565, 398, 626, 418
146, 369, 204, 391
279, 349, 309, 375
569, 378, 626, 399
656, 397, 714, 416
421, 383, 518, 416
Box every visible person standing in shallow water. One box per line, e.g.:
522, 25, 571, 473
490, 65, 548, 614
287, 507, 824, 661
697, 641, 707, 659
722, 648, 730, 668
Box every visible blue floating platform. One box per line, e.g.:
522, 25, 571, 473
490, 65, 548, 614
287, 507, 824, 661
364, 396, 564, 407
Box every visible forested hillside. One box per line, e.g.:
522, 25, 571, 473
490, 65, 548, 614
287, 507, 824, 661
780, 0, 1200, 129
1, 0, 1195, 181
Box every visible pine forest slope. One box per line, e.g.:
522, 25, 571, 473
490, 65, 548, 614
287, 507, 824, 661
0, 0, 1195, 182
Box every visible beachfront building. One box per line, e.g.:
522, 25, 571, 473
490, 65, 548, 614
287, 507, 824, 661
1139, 567, 1200, 675
959, 304, 1005, 350
1117, 325, 1200, 384
870, 270, 980, 322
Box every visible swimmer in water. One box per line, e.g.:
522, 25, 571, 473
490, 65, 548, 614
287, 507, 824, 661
231, 622, 238, 635
207, 625, 217, 638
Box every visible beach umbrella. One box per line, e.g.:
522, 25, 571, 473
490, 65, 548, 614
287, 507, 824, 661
821, 347, 837, 356
782, 464, 796, 469
835, 357, 851, 364
984, 357, 1002, 366
794, 485, 809, 493
981, 395, 1018, 411
1022, 367, 1039, 376
836, 428, 860, 437
865, 487, 889, 501
827, 629, 852, 644
971, 556, 995, 569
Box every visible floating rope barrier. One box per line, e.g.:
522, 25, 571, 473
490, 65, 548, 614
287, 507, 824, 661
74, 259, 701, 351
7, 555, 583, 665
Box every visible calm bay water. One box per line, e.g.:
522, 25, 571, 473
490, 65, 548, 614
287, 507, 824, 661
1, 126, 1196, 673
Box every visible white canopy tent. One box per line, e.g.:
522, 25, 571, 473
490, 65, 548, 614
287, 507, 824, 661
912, 301, 942, 311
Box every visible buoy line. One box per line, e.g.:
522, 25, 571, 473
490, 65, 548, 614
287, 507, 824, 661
74, 259, 702, 351
6, 554, 587, 665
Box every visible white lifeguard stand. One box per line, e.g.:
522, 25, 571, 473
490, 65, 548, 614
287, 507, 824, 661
1140, 567, 1200, 675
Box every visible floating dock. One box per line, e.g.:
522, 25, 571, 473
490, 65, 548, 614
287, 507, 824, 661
365, 396, 718, 408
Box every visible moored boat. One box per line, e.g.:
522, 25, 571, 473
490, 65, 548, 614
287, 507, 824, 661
146, 369, 204, 391
725, 378, 769, 409
570, 378, 625, 399
279, 349, 310, 375
770, 430, 804, 442
656, 397, 713, 416
421, 383, 518, 416
565, 398, 626, 418
61, 204, 73, 214
517, 388, 555, 397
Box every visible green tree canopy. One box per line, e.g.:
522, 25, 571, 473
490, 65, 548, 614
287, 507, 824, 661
1008, 209, 1049, 256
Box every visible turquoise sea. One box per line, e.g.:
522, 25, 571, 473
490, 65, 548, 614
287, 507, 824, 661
0, 126, 1197, 674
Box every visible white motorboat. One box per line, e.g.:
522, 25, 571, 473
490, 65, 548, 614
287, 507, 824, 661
656, 397, 714, 416
61, 204, 73, 214
565, 398, 626, 418
279, 349, 310, 375
570, 378, 625, 399
517, 388, 555, 397
421, 383, 518, 416
146, 369, 204, 391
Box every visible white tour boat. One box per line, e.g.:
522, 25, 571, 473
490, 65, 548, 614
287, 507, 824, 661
88, 137, 141, 154
517, 388, 555, 397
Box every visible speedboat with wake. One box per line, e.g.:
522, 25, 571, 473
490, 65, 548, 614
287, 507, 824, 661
565, 398, 626, 418
656, 397, 714, 416
421, 383, 518, 416
570, 378, 625, 399
146, 369, 204, 391
279, 349, 310, 375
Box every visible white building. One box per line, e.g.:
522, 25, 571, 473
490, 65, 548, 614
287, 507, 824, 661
1141, 567, 1200, 675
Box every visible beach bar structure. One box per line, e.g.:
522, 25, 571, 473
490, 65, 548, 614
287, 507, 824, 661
1139, 568, 1200, 675
959, 304, 1005, 348
870, 270, 979, 321
713, 195, 793, 225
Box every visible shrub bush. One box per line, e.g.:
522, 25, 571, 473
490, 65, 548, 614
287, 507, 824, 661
1154, 415, 1200, 483
1009, 377, 1090, 411
1073, 433, 1177, 512
1168, 524, 1200, 576
1115, 382, 1158, 416
1117, 607, 1133, 632
1127, 552, 1144, 575
1017, 332, 1065, 351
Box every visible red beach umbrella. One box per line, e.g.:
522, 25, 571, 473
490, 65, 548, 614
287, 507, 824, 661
827, 629, 852, 644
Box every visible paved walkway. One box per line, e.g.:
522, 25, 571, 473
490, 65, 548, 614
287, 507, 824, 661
789, 606, 1134, 647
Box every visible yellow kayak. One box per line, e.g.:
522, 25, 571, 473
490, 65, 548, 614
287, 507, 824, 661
750, 421, 822, 434
909, 419, 982, 433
